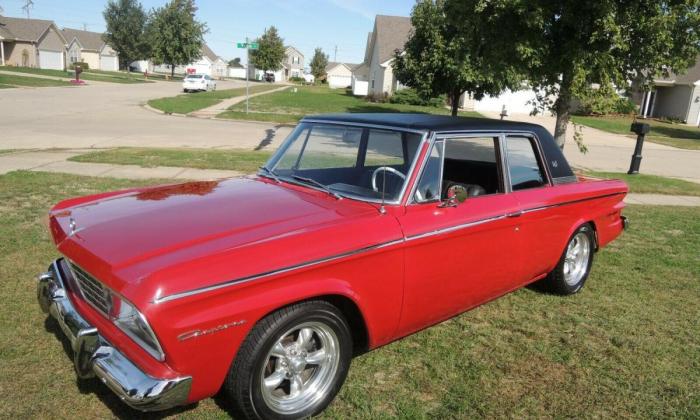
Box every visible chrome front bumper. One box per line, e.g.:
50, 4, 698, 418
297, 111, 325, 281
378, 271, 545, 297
37, 259, 192, 412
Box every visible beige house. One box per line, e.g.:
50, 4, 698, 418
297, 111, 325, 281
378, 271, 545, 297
637, 58, 700, 126
62, 28, 119, 71
0, 15, 67, 69
248, 45, 305, 82
352, 15, 412, 96
325, 62, 356, 89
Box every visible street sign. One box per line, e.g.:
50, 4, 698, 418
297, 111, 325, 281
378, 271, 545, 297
237, 42, 259, 50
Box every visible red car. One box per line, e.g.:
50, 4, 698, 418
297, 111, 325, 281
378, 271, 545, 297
38, 114, 628, 419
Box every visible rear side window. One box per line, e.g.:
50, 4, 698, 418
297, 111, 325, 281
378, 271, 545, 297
506, 136, 547, 191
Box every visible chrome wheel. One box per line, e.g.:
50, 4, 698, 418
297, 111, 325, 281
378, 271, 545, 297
260, 321, 340, 415
563, 232, 591, 286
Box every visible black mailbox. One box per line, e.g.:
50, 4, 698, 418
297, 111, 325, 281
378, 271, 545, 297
628, 122, 650, 174
630, 122, 650, 135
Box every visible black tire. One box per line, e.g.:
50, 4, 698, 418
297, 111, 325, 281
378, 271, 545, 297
224, 300, 352, 420
542, 224, 595, 295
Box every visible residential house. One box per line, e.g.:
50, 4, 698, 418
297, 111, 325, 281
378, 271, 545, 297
248, 45, 304, 82
0, 15, 67, 69
636, 59, 700, 126
352, 15, 412, 97
228, 61, 246, 79
152, 44, 228, 78
283, 46, 304, 79
325, 62, 356, 89
62, 28, 119, 71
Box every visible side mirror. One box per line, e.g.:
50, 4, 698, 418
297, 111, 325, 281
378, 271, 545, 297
438, 184, 468, 208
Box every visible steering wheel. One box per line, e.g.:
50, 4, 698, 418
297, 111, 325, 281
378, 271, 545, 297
371, 166, 407, 192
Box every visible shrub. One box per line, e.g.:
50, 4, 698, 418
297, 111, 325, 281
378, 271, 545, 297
389, 88, 445, 107
614, 98, 637, 115
288, 76, 305, 83
366, 91, 389, 103
69, 61, 90, 70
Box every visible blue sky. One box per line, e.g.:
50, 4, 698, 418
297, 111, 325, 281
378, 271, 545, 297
0, 0, 414, 64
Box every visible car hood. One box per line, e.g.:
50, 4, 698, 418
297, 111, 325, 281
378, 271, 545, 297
50, 177, 398, 304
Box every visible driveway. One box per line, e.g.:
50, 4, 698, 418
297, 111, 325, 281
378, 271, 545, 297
0, 79, 292, 150
482, 112, 700, 183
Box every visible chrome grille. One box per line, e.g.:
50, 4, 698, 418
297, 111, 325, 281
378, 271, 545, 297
70, 262, 112, 316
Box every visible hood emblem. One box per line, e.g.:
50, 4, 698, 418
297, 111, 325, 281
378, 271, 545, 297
177, 320, 246, 341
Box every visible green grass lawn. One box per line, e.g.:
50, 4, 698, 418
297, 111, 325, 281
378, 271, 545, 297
571, 115, 700, 150
0, 66, 149, 84
585, 171, 700, 196
1, 170, 698, 418
0, 74, 71, 88
217, 85, 482, 123
70, 147, 273, 173
148, 84, 284, 114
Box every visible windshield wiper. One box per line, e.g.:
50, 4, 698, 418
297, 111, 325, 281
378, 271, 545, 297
258, 166, 280, 183
291, 175, 342, 199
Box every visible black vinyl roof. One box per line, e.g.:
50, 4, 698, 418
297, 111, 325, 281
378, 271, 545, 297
302, 113, 575, 181
303, 113, 545, 133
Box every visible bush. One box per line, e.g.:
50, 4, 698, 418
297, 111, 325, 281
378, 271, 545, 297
366, 91, 389, 103
69, 61, 89, 70
614, 98, 637, 115
289, 76, 305, 83
389, 88, 445, 107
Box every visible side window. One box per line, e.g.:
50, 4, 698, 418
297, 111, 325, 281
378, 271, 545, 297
506, 136, 547, 191
414, 141, 444, 203
442, 136, 502, 196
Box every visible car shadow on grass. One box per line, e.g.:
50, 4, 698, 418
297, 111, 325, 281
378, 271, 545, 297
43, 317, 199, 419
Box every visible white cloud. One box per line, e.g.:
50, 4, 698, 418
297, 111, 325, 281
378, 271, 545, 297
327, 0, 376, 21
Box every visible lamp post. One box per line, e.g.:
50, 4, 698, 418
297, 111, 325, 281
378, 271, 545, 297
627, 122, 650, 174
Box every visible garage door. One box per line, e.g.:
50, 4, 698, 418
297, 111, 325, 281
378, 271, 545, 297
100, 55, 119, 71
328, 75, 351, 89
38, 50, 63, 70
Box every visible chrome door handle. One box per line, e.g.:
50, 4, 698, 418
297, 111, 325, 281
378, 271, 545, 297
506, 211, 523, 218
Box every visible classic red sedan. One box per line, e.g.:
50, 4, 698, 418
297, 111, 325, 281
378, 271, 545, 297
37, 114, 628, 419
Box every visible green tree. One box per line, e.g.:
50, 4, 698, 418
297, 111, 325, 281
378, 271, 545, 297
148, 0, 207, 78
228, 57, 242, 67
309, 48, 329, 80
394, 0, 523, 116
448, 0, 700, 149
102, 0, 150, 71
249, 26, 286, 73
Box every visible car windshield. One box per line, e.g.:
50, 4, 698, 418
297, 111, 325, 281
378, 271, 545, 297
186, 75, 202, 79
264, 122, 424, 203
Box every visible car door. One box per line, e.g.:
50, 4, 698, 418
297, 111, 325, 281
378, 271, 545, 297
395, 134, 523, 336
503, 134, 569, 283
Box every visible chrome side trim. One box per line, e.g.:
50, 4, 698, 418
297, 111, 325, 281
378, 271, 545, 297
154, 191, 626, 304
153, 238, 406, 304
37, 259, 192, 412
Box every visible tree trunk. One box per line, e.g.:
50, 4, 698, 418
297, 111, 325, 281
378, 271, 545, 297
450, 89, 460, 116
553, 72, 573, 149
170, 64, 175, 79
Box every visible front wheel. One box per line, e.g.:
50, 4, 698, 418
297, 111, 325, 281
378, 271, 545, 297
542, 224, 595, 295
224, 301, 352, 419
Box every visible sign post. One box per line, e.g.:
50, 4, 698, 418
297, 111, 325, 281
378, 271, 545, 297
237, 39, 259, 114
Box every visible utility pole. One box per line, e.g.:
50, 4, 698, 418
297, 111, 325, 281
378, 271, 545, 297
334, 45, 337, 62
22, 0, 34, 19
246, 36, 249, 114
82, 23, 88, 31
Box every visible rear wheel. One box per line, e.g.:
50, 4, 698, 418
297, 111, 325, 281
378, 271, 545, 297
543, 224, 595, 295
224, 301, 352, 419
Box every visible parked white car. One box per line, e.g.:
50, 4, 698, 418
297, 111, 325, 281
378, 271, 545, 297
183, 74, 216, 92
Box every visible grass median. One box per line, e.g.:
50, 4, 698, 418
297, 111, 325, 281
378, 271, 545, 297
572, 115, 700, 150
0, 169, 697, 418
0, 74, 71, 88
148, 84, 283, 114
217, 85, 482, 123
0, 66, 149, 84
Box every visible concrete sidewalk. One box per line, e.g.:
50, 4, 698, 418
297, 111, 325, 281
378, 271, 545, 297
1, 149, 698, 206
188, 85, 290, 118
